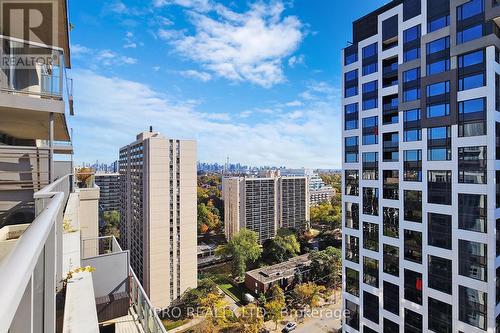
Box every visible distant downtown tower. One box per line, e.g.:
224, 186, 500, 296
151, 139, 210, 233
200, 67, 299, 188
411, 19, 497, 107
342, 0, 500, 332
119, 129, 197, 308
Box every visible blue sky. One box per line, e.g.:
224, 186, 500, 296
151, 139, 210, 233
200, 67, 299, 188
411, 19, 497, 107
68, 0, 388, 168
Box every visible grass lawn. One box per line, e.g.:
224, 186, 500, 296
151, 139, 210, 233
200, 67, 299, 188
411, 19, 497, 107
162, 318, 189, 331
200, 270, 248, 304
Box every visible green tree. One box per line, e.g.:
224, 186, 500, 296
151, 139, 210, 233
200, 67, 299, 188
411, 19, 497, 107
180, 278, 219, 314
309, 247, 342, 289
216, 229, 262, 279
197, 202, 221, 233
310, 202, 341, 229
266, 284, 285, 305
262, 229, 300, 264
292, 282, 326, 310
101, 210, 120, 238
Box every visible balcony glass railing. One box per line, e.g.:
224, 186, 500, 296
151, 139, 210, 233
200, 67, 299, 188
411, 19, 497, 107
0, 35, 64, 99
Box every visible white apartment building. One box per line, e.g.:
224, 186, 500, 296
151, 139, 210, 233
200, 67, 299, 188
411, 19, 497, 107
223, 175, 309, 243
282, 168, 336, 205
342, 0, 500, 332
119, 130, 197, 309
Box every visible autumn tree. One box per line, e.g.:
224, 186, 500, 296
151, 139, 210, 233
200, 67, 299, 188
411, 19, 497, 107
266, 284, 285, 305
310, 201, 341, 229
200, 291, 231, 327
216, 229, 262, 279
309, 247, 342, 289
234, 304, 264, 333
100, 210, 120, 238
292, 282, 326, 310
265, 284, 286, 329
262, 228, 300, 264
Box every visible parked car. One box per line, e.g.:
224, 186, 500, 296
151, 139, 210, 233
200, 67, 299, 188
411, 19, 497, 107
282, 322, 297, 332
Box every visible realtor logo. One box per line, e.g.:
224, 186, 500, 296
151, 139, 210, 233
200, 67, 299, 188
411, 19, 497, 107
1, 0, 56, 49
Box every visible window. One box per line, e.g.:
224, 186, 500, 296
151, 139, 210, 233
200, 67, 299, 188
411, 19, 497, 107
458, 49, 484, 67
459, 72, 485, 90
404, 229, 422, 264
383, 170, 399, 200
428, 213, 451, 249
344, 47, 358, 66
457, 0, 484, 21
427, 58, 450, 75
404, 269, 422, 305
428, 170, 452, 205
363, 291, 379, 324
459, 286, 487, 330
384, 318, 399, 333
345, 235, 359, 263
457, 24, 484, 44
363, 187, 378, 216
426, 36, 450, 55
405, 308, 422, 333
458, 98, 486, 137
362, 116, 378, 145
384, 281, 399, 315
426, 81, 450, 97
403, 25, 421, 62
383, 207, 399, 238
426, 36, 450, 75
403, 67, 420, 82
404, 109, 421, 142
428, 255, 452, 294
404, 190, 422, 222
404, 150, 422, 181
345, 202, 359, 229
362, 42, 377, 58
363, 222, 379, 252
345, 136, 358, 163
427, 103, 450, 118
345, 299, 359, 330
383, 244, 399, 276
459, 194, 487, 233
345, 267, 359, 297
382, 94, 398, 124
427, 126, 451, 161
428, 298, 452, 333
458, 146, 487, 184
362, 43, 378, 76
382, 132, 398, 162
363, 257, 379, 288
344, 103, 358, 130
362, 80, 378, 110
362, 152, 378, 180
428, 15, 450, 32
345, 170, 359, 196
382, 58, 398, 88
459, 240, 487, 281
344, 69, 357, 82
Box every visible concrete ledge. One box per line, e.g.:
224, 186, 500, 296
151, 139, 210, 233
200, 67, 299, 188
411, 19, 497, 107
63, 271, 99, 333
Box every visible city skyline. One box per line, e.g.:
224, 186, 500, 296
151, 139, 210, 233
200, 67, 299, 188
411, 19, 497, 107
68, 0, 388, 169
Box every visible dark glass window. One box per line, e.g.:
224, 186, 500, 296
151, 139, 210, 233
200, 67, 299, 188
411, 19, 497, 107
459, 146, 487, 184
344, 103, 359, 130
363, 257, 379, 288
428, 213, 451, 249
383, 244, 399, 276
458, 97, 486, 137
344, 49, 358, 66
382, 132, 398, 162
458, 193, 487, 233
345, 299, 359, 330
404, 269, 422, 305
345, 267, 359, 297
363, 222, 379, 252
383, 207, 399, 238
428, 170, 452, 205
362, 152, 378, 180
362, 80, 378, 110
363, 326, 377, 333
362, 43, 378, 76
345, 235, 359, 263
382, 58, 398, 88
383, 170, 399, 200
404, 150, 422, 181
426, 37, 450, 55
404, 190, 422, 222
405, 308, 423, 333
459, 239, 487, 281
426, 36, 450, 75
382, 94, 398, 124
457, 0, 484, 21
345, 170, 359, 196
426, 81, 450, 97
363, 291, 379, 324
384, 318, 399, 333
345, 136, 359, 163
362, 42, 377, 58
363, 187, 378, 216
428, 298, 452, 333
457, 24, 484, 44
459, 286, 487, 330
345, 202, 359, 229
362, 116, 378, 145
427, 103, 450, 118
427, 126, 451, 161
404, 67, 420, 82
344, 69, 357, 82
383, 281, 399, 315
459, 72, 485, 90
427, 58, 450, 75
404, 109, 421, 142
403, 25, 421, 62
404, 229, 422, 264
429, 255, 452, 294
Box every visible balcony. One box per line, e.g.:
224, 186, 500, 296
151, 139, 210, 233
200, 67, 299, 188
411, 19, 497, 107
0, 174, 167, 333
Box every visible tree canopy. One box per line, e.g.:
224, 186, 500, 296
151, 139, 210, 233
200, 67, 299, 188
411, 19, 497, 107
262, 228, 300, 264
309, 247, 342, 288
310, 201, 341, 229
216, 229, 262, 278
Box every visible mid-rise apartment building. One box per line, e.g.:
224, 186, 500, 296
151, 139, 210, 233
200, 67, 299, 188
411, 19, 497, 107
342, 0, 500, 332
95, 173, 120, 212
119, 130, 197, 308
223, 174, 309, 243
281, 168, 336, 205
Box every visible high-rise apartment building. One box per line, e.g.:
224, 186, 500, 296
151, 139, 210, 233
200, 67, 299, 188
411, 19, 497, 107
223, 174, 309, 243
342, 0, 500, 332
95, 173, 120, 212
119, 130, 197, 308
281, 168, 336, 205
